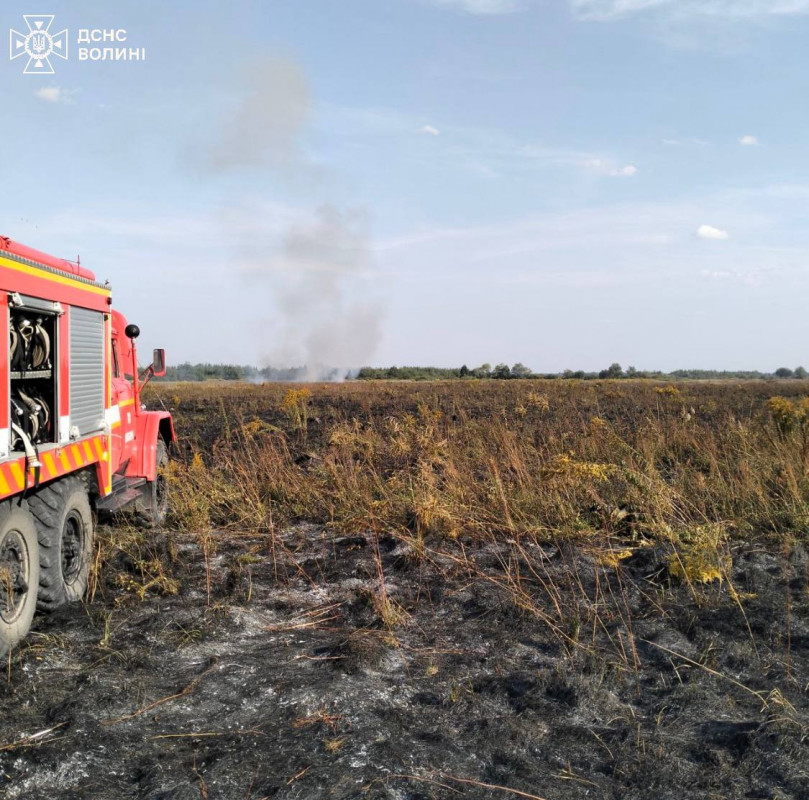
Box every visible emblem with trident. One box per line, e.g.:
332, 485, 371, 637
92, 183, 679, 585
9, 16, 68, 75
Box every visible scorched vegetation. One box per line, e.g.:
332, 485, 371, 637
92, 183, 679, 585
1, 378, 808, 800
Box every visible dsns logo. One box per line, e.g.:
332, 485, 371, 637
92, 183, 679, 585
9, 15, 68, 74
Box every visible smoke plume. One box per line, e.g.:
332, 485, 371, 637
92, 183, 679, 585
206, 57, 311, 177
206, 57, 384, 378
252, 205, 383, 380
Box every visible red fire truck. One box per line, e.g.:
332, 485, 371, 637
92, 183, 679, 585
0, 237, 174, 658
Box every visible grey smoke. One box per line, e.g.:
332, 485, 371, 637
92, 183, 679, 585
207, 57, 311, 175
207, 57, 384, 378
257, 205, 383, 380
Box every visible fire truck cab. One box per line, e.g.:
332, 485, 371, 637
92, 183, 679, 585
0, 237, 174, 659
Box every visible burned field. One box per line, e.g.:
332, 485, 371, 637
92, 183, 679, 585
2, 379, 809, 799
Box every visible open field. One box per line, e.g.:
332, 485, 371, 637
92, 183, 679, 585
1, 379, 809, 799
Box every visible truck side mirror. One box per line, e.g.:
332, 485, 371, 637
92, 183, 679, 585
152, 349, 166, 378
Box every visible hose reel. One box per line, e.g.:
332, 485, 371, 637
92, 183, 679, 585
8, 310, 54, 458
9, 316, 51, 373
10, 388, 51, 448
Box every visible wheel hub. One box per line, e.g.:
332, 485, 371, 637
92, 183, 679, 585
61, 512, 84, 585
0, 529, 30, 624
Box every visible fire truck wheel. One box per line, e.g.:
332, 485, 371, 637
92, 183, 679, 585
0, 501, 40, 659
137, 439, 169, 528
28, 477, 93, 612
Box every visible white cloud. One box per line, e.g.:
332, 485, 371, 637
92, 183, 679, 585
584, 157, 608, 170
739, 134, 759, 146
34, 87, 64, 103
571, 0, 809, 20
697, 224, 730, 240
34, 86, 77, 105
582, 158, 638, 177
423, 0, 521, 13
420, 125, 441, 136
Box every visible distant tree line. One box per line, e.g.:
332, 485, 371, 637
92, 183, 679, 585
157, 362, 809, 383
356, 363, 809, 381
158, 363, 346, 382
355, 363, 533, 381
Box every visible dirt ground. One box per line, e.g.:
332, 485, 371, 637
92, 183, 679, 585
1, 524, 808, 800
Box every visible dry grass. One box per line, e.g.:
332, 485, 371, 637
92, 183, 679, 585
8, 382, 806, 799
150, 378, 809, 546
122, 378, 809, 669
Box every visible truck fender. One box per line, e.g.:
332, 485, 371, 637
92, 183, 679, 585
126, 411, 175, 482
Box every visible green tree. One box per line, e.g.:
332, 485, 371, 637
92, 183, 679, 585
510, 362, 532, 379
775, 367, 794, 378
795, 366, 808, 379
599, 363, 624, 379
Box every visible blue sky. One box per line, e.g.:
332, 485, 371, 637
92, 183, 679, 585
2, 0, 809, 372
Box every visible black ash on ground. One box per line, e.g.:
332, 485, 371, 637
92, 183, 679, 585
1, 526, 807, 800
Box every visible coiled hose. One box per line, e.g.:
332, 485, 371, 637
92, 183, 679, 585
9, 317, 50, 371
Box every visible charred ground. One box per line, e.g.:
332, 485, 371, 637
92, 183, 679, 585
1, 379, 808, 799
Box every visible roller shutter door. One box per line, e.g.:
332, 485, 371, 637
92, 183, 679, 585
69, 306, 105, 436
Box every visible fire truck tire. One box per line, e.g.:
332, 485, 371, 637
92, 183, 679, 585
0, 501, 40, 660
137, 439, 169, 528
28, 477, 93, 612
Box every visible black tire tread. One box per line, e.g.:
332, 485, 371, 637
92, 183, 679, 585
28, 476, 93, 612
0, 500, 39, 659
136, 439, 169, 529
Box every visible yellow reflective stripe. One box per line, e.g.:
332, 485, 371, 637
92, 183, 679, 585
0, 440, 110, 497
59, 450, 71, 470
8, 462, 24, 489
0, 255, 110, 296
42, 452, 57, 477
105, 433, 112, 493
